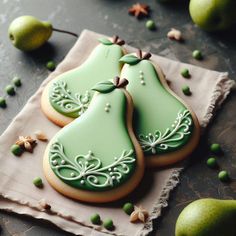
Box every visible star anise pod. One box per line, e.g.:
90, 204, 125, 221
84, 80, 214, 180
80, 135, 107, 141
128, 3, 150, 18
16, 136, 36, 153
130, 205, 149, 223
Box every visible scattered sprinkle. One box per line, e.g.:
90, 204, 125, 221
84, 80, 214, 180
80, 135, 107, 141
182, 85, 191, 96
12, 76, 22, 87
130, 205, 149, 223
210, 143, 221, 154
146, 20, 156, 30
33, 177, 43, 187
218, 170, 229, 182
90, 213, 101, 225
128, 3, 150, 18
5, 84, 15, 96
181, 68, 190, 78
16, 136, 37, 153
207, 157, 217, 168
123, 202, 134, 215
167, 28, 182, 41
103, 218, 114, 230
11, 144, 23, 156
0, 97, 7, 108
192, 50, 203, 60
46, 61, 56, 71
34, 130, 48, 141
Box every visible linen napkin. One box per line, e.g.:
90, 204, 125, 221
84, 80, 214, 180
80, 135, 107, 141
0, 30, 234, 236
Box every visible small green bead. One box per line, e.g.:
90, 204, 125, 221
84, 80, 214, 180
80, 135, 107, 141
123, 202, 134, 215
5, 84, 15, 96
11, 144, 23, 156
0, 97, 7, 108
192, 50, 203, 60
207, 157, 217, 168
218, 170, 229, 182
46, 61, 56, 71
103, 218, 114, 230
181, 68, 190, 78
12, 76, 22, 87
182, 85, 191, 96
33, 177, 43, 187
210, 143, 221, 154
90, 213, 101, 225
146, 20, 156, 30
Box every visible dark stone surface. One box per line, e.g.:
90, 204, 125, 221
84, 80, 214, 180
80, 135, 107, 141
0, 0, 235, 235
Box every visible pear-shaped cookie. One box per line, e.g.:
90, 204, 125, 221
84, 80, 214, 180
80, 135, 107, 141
41, 36, 125, 127
43, 78, 144, 203
120, 51, 200, 167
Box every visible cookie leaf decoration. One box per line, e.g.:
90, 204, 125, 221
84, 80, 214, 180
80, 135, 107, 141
120, 51, 200, 167
43, 78, 144, 203
41, 36, 125, 127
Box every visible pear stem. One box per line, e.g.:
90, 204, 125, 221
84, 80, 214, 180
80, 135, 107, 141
52, 28, 78, 38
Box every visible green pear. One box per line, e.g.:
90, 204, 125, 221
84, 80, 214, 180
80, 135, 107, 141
189, 0, 236, 31
175, 198, 236, 236
43, 79, 144, 202
8, 15, 53, 51
42, 36, 125, 126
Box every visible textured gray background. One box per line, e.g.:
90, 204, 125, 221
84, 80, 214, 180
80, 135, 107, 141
0, 0, 236, 235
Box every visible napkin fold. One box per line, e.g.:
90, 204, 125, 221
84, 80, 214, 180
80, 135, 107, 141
0, 30, 234, 236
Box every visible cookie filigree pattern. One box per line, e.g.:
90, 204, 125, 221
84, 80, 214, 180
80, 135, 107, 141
139, 109, 192, 154
49, 142, 136, 189
50, 81, 90, 116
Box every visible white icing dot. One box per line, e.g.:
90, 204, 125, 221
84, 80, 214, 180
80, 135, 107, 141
93, 179, 98, 184
110, 172, 113, 175
66, 90, 70, 93
106, 103, 111, 108
140, 75, 144, 79
139, 70, 143, 75
108, 168, 112, 171
155, 135, 158, 137
149, 133, 152, 136
172, 124, 175, 127
85, 161, 89, 165
114, 168, 118, 171
79, 161, 82, 164
146, 135, 148, 138
64, 95, 68, 98
88, 150, 93, 155
61, 160, 65, 164
112, 176, 116, 180
52, 160, 58, 166
105, 107, 109, 112
151, 143, 156, 148
141, 80, 145, 85
114, 157, 118, 160
80, 180, 85, 185
71, 172, 75, 177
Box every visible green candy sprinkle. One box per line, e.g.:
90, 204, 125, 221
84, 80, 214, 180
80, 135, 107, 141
5, 84, 15, 96
218, 170, 229, 182
181, 68, 190, 78
11, 144, 23, 156
90, 213, 101, 225
123, 202, 134, 215
182, 85, 191, 96
12, 76, 22, 87
46, 61, 56, 71
33, 177, 43, 187
103, 218, 114, 230
146, 20, 156, 30
0, 97, 7, 108
210, 143, 221, 154
192, 50, 203, 60
207, 157, 217, 168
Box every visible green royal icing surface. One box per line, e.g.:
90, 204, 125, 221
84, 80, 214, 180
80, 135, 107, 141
49, 43, 124, 118
49, 89, 136, 191
121, 59, 194, 155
